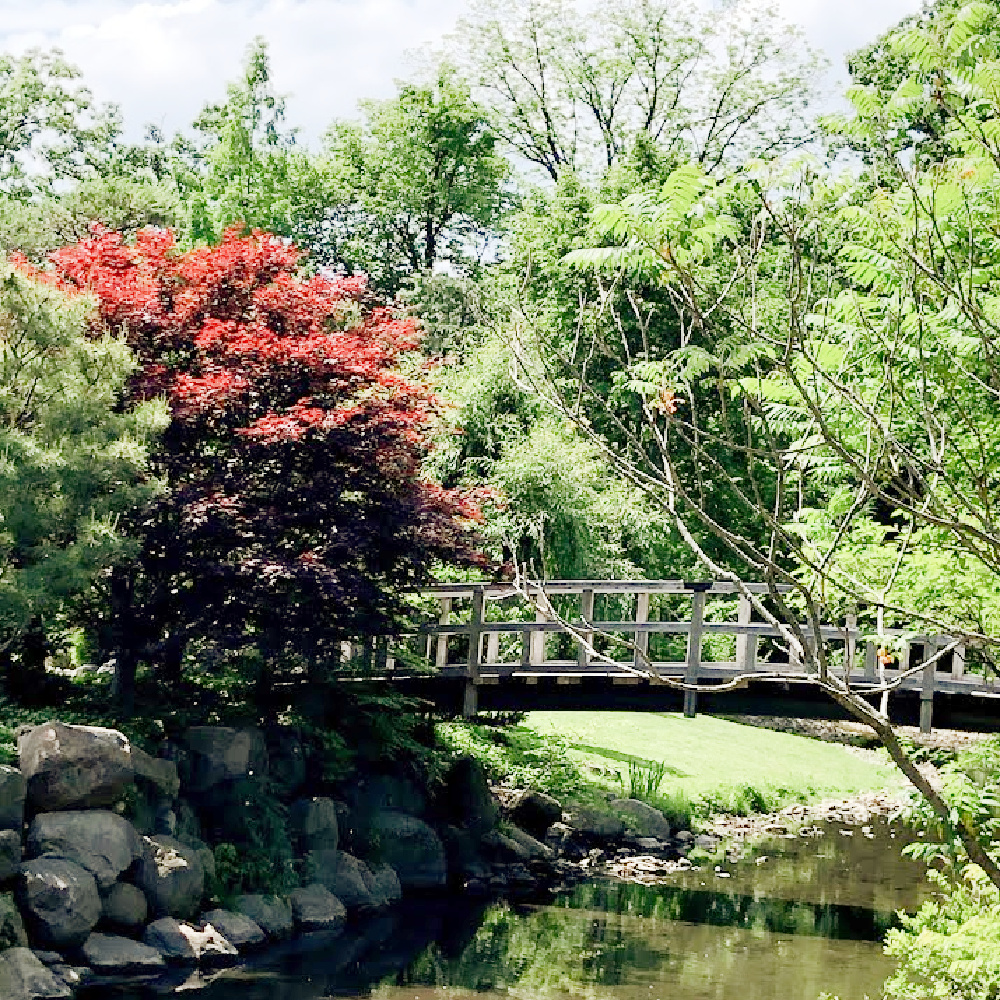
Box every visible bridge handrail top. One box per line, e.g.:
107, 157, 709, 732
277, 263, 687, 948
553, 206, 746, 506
417, 579, 794, 597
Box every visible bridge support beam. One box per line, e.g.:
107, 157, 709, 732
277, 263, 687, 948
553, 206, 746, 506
920, 639, 936, 734
684, 590, 706, 718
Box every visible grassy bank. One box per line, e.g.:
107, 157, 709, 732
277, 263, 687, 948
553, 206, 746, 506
440, 711, 899, 829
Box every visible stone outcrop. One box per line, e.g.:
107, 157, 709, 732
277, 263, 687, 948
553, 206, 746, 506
182, 727, 266, 796
26, 811, 144, 891
439, 757, 499, 835
289, 797, 338, 852
143, 916, 237, 966
308, 850, 379, 910
0, 767, 26, 832
289, 884, 346, 932
100, 883, 148, 933
0, 947, 72, 999
508, 789, 562, 838
19, 858, 101, 948
609, 798, 672, 840
18, 723, 133, 813
234, 894, 294, 941
200, 909, 265, 950
362, 811, 446, 890
0, 830, 22, 882
80, 933, 165, 975
135, 836, 205, 919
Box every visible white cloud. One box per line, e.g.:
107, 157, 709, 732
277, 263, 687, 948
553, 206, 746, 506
0, 0, 924, 146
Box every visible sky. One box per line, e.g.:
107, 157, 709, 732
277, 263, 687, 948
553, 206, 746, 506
0, 0, 923, 146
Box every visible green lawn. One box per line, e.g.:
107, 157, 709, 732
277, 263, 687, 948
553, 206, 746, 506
524, 711, 898, 809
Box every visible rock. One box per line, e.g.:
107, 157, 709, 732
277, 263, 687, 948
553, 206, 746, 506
200, 909, 265, 950
233, 894, 293, 940
508, 789, 562, 839
566, 808, 624, 841
440, 757, 498, 835
0, 891, 28, 947
307, 850, 376, 909
182, 727, 266, 796
346, 774, 427, 820
32, 952, 61, 965
0, 766, 26, 831
675, 830, 693, 844
135, 836, 205, 919
609, 799, 672, 840
693, 833, 720, 851
27, 811, 144, 890
143, 917, 237, 966
364, 811, 446, 890
81, 933, 166, 976
503, 824, 555, 861
18, 722, 134, 813
289, 797, 338, 852
0, 947, 72, 999
101, 882, 147, 932
370, 864, 402, 907
19, 857, 101, 948
46, 964, 87, 992
131, 747, 180, 800
0, 828, 23, 881
289, 883, 346, 932
264, 726, 306, 799
480, 829, 532, 862
543, 821, 572, 851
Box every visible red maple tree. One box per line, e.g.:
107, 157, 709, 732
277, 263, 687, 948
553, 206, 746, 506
24, 226, 485, 708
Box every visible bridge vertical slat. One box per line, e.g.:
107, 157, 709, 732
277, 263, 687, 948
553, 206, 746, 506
735, 595, 754, 671
864, 640, 877, 682
578, 589, 595, 668
633, 592, 650, 670
530, 594, 546, 666
435, 597, 452, 669
952, 643, 966, 679
920, 639, 936, 734
485, 594, 499, 665
845, 614, 857, 679
684, 591, 706, 718
464, 586, 484, 718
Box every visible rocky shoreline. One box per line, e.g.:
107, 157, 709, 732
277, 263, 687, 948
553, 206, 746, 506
0, 719, 708, 999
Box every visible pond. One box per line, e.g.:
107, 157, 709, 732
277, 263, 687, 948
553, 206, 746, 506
87, 818, 931, 1000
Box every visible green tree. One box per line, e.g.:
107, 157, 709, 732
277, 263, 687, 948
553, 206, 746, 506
0, 264, 166, 696
326, 67, 510, 294
450, 0, 824, 181
0, 48, 121, 198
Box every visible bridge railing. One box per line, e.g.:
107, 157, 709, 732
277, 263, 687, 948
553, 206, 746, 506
368, 580, 979, 730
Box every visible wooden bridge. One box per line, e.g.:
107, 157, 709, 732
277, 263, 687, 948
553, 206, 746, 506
358, 581, 1000, 734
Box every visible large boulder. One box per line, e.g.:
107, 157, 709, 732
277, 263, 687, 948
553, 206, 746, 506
27, 811, 144, 890
439, 757, 498, 835
289, 884, 346, 932
143, 917, 236, 966
0, 948, 72, 1000
135, 836, 205, 919
18, 723, 134, 813
609, 798, 672, 840
0, 829, 23, 882
81, 933, 166, 976
345, 774, 427, 821
101, 882, 148, 933
130, 747, 180, 800
19, 857, 101, 948
500, 825, 554, 861
508, 789, 563, 839
364, 811, 446, 891
565, 807, 624, 841
370, 864, 402, 907
200, 909, 265, 950
289, 797, 338, 852
307, 850, 376, 910
0, 766, 26, 831
182, 727, 266, 796
233, 894, 293, 940
264, 726, 307, 799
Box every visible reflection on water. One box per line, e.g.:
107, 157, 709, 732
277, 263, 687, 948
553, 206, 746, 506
85, 821, 928, 1000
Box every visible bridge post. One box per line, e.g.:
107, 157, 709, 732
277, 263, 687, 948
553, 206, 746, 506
920, 638, 936, 734
463, 586, 485, 718
735, 594, 756, 672
952, 643, 966, 679
633, 592, 650, 670
684, 591, 706, 717
578, 589, 594, 668
864, 640, 877, 682
435, 597, 452, 669
845, 613, 857, 677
